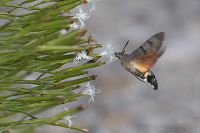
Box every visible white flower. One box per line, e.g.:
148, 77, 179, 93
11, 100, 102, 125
59, 29, 67, 35
63, 107, 76, 127
74, 50, 93, 62
64, 115, 77, 127
69, 23, 80, 30
83, 82, 101, 103
74, 7, 90, 28
100, 43, 116, 63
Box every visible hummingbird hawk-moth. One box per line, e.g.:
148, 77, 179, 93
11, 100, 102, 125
114, 32, 165, 90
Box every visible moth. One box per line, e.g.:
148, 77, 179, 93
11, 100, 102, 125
114, 32, 165, 90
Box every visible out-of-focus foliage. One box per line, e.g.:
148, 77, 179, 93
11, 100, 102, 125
0, 0, 104, 132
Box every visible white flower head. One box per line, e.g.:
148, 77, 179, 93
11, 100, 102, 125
74, 50, 93, 62
63, 107, 77, 127
59, 29, 67, 35
64, 115, 77, 127
100, 43, 117, 63
74, 7, 90, 28
69, 23, 80, 30
83, 82, 101, 103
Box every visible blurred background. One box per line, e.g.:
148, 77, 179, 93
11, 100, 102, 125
76, 0, 200, 133
2, 0, 200, 132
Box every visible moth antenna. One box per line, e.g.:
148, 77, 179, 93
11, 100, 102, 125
122, 40, 129, 52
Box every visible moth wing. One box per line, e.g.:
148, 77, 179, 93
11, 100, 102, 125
129, 32, 165, 72
131, 32, 165, 58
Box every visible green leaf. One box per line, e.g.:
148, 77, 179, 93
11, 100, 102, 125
0, 0, 104, 132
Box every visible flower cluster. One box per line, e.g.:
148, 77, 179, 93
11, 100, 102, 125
63, 82, 101, 127
74, 50, 93, 62
70, 0, 118, 64
73, 43, 117, 64
74, 7, 90, 28
83, 82, 101, 103
100, 43, 117, 63
63, 107, 77, 127
69, 0, 101, 30
62, 0, 119, 127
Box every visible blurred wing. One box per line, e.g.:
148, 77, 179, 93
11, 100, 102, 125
131, 32, 164, 58
130, 32, 165, 72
